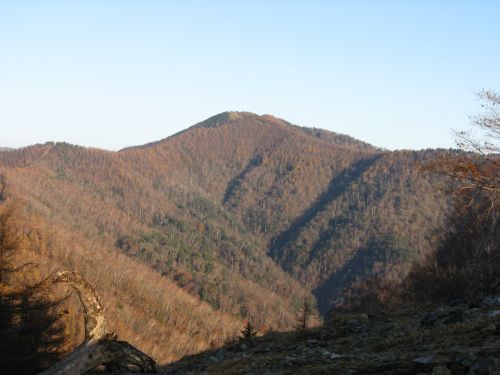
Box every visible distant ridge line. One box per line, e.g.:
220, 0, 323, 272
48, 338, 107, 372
120, 111, 377, 152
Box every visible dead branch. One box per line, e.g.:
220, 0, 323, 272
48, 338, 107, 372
39, 270, 157, 374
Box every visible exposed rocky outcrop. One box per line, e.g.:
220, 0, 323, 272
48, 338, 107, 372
160, 298, 500, 375
35, 274, 500, 374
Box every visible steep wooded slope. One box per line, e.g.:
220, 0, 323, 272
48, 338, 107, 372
121, 112, 449, 313
0, 111, 451, 362
0, 194, 242, 365
0, 115, 318, 331
124, 112, 449, 311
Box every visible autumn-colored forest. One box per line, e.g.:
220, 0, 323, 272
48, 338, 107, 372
0, 111, 474, 370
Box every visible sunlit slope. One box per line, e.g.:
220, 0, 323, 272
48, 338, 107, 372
0, 111, 449, 322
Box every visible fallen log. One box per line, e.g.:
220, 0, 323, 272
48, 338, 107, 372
40, 271, 157, 374
39, 338, 157, 374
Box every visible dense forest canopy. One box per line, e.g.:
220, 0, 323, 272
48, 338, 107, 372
0, 111, 468, 365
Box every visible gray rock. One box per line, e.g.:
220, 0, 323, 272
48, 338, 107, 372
330, 353, 342, 360
367, 308, 386, 318
349, 324, 368, 333
421, 312, 439, 327
483, 296, 500, 306
413, 354, 445, 365
347, 314, 370, 324
487, 309, 500, 317
469, 359, 495, 374
445, 310, 467, 324
320, 349, 331, 357
384, 322, 399, 331
432, 366, 451, 375
215, 348, 225, 359
481, 323, 497, 332
450, 298, 467, 306
240, 343, 248, 350
253, 345, 271, 353
455, 356, 473, 367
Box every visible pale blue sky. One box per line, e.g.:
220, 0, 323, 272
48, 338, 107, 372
1, 1, 499, 150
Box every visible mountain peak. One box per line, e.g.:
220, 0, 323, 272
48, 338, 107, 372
192, 111, 247, 129
122, 111, 379, 153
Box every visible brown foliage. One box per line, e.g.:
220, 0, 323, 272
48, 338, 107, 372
333, 273, 404, 314
294, 300, 313, 332
423, 90, 499, 203
333, 91, 500, 312
0, 112, 457, 359
0, 204, 67, 374
404, 90, 500, 304
403, 191, 500, 303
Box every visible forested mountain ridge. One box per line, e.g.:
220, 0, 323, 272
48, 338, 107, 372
0, 111, 451, 362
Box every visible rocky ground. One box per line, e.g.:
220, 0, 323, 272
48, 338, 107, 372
159, 298, 500, 375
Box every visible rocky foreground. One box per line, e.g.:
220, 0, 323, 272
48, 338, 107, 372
159, 299, 500, 375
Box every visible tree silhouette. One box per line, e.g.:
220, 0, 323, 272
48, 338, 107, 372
408, 90, 500, 303
294, 300, 313, 332
240, 321, 257, 341
0, 204, 66, 374
425, 90, 499, 204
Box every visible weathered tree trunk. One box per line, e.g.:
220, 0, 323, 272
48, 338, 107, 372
52, 270, 108, 344
39, 339, 157, 374
40, 271, 157, 374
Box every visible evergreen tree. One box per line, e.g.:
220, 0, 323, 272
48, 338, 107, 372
240, 320, 257, 341
0, 204, 65, 374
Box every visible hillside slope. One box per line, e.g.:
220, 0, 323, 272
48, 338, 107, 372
0, 112, 451, 362
162, 299, 500, 374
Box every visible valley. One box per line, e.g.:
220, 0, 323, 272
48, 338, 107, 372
0, 112, 453, 364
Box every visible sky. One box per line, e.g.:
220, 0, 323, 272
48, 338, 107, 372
1, 1, 499, 151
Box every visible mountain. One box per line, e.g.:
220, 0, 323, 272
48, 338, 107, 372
0, 111, 451, 363
0, 147, 14, 152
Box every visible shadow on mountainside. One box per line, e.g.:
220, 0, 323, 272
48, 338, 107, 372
312, 243, 380, 315
223, 154, 263, 205
269, 154, 384, 266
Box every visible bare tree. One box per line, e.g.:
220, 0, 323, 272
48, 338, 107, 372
425, 90, 499, 206
410, 90, 500, 302
294, 300, 313, 332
